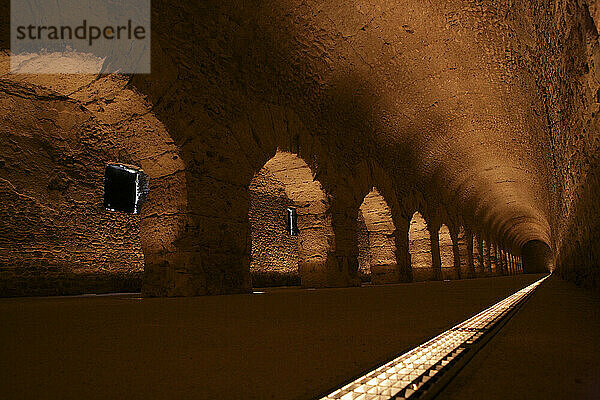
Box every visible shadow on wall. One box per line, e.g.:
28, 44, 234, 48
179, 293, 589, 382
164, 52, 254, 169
522, 240, 553, 274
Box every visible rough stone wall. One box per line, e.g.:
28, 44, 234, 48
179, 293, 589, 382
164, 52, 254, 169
489, 245, 498, 275
548, 1, 600, 287
11, 0, 600, 295
356, 211, 370, 280
0, 81, 143, 296
482, 240, 491, 274
492, 0, 600, 287
473, 234, 483, 273
499, 250, 507, 275
0, 55, 186, 296
248, 168, 300, 287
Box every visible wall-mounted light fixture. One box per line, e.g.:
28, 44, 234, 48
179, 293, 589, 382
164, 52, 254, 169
103, 163, 149, 214
286, 207, 299, 236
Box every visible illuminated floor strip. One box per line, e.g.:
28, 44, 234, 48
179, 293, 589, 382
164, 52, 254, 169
320, 275, 550, 400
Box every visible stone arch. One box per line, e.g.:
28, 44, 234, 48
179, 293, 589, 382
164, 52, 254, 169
409, 211, 434, 281
356, 187, 398, 284
0, 72, 187, 296
439, 224, 456, 280
249, 150, 333, 288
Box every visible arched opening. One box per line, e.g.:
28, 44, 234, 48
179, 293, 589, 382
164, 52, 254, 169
249, 150, 333, 288
522, 240, 553, 273
356, 188, 398, 284
0, 73, 187, 296
409, 211, 433, 281
439, 224, 456, 280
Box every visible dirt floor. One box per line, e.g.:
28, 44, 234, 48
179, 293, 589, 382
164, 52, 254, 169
0, 275, 543, 400
437, 275, 600, 400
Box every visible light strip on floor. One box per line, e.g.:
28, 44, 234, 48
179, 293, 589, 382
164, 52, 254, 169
320, 275, 550, 400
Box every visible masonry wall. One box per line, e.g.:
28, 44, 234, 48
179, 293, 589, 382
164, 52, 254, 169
249, 168, 300, 287
356, 211, 371, 280
3, 0, 597, 296
507, 0, 600, 288
0, 83, 144, 296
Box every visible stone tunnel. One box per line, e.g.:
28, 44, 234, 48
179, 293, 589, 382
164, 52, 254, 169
0, 0, 599, 399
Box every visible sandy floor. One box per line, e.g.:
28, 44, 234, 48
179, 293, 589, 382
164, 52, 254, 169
0, 275, 543, 400
437, 275, 600, 400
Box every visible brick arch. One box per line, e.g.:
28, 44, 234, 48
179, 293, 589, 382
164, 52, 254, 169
249, 150, 333, 288
409, 211, 435, 281
439, 224, 456, 280
0, 72, 188, 296
356, 187, 398, 284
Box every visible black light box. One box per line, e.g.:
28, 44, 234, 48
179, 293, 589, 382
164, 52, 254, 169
103, 163, 149, 214
286, 207, 299, 236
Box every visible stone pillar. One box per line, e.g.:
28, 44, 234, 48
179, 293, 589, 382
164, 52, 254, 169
484, 241, 492, 273
324, 206, 361, 287
490, 243, 498, 273
465, 229, 475, 278
449, 227, 462, 280
297, 206, 335, 287
395, 218, 413, 282
142, 174, 252, 297
455, 227, 471, 279
477, 235, 485, 275
429, 227, 443, 281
